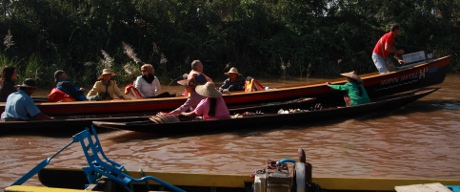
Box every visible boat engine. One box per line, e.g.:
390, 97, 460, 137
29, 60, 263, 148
252, 149, 314, 192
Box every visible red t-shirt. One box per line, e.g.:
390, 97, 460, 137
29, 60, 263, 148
372, 32, 395, 58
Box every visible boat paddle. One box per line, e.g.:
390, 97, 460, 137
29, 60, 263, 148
10, 135, 77, 185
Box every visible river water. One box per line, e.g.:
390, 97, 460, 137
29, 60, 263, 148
0, 74, 459, 189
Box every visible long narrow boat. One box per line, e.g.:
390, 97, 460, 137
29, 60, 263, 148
93, 87, 440, 135
0, 55, 451, 116
21, 167, 458, 192
0, 98, 315, 134
7, 124, 459, 192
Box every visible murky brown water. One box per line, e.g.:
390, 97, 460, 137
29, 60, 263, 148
1, 74, 459, 188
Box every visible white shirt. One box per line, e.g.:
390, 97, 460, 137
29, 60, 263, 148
134, 76, 161, 98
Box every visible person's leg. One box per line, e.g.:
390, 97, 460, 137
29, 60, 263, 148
87, 95, 101, 101
372, 53, 389, 74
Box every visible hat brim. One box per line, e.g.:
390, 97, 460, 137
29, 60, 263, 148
340, 72, 362, 82
98, 73, 117, 80
15, 84, 36, 88
195, 84, 222, 98
224, 72, 243, 76
177, 79, 189, 86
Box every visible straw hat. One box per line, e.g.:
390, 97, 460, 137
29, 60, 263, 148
97, 68, 117, 80
224, 67, 242, 76
195, 82, 222, 98
15, 78, 37, 88
177, 79, 197, 87
340, 71, 362, 83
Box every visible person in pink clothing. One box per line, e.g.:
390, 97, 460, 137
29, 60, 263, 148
181, 82, 231, 120
168, 79, 205, 115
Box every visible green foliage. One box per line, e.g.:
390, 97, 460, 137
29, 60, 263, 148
0, 0, 458, 88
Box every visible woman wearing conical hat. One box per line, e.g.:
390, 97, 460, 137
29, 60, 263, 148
168, 79, 205, 115
181, 82, 231, 120
326, 71, 370, 106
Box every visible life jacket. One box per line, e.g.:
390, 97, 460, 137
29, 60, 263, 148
244, 78, 265, 92
48, 88, 76, 102
124, 84, 143, 99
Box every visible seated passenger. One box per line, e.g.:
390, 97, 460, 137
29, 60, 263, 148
326, 71, 370, 106
181, 82, 231, 120
187, 60, 212, 83
168, 79, 205, 115
0, 65, 17, 102
134, 64, 175, 98
1, 78, 54, 121
52, 70, 88, 101
87, 69, 125, 101
219, 67, 246, 93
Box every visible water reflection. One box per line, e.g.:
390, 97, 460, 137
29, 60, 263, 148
1, 75, 459, 188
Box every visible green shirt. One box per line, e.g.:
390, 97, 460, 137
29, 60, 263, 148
329, 82, 370, 106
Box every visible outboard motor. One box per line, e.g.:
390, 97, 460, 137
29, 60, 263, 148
252, 149, 315, 192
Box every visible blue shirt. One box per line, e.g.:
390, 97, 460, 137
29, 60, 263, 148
1, 90, 41, 120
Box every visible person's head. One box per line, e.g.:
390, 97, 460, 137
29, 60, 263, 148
54, 70, 67, 82
195, 82, 222, 98
177, 79, 197, 92
191, 60, 203, 72
15, 78, 37, 96
340, 71, 362, 84
141, 64, 154, 76
390, 23, 401, 36
224, 67, 242, 81
1, 65, 17, 82
98, 68, 116, 83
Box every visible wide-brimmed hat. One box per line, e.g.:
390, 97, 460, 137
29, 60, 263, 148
195, 82, 222, 98
97, 68, 117, 80
15, 78, 37, 88
224, 67, 242, 76
340, 71, 362, 83
177, 79, 197, 87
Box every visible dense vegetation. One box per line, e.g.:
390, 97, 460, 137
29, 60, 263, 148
1, 0, 459, 87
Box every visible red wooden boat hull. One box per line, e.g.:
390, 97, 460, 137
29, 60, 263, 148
0, 56, 451, 116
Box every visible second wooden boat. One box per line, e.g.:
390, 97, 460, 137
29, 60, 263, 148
0, 97, 315, 134
93, 87, 440, 135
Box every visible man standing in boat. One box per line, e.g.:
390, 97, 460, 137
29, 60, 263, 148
371, 23, 405, 74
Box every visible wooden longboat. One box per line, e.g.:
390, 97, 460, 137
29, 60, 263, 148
0, 56, 451, 116
93, 87, 440, 135
6, 166, 458, 192
0, 98, 315, 133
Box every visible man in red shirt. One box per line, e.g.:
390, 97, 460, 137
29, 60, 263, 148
371, 23, 405, 74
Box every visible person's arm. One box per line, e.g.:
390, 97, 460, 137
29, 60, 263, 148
326, 82, 347, 91
33, 113, 54, 120
86, 81, 100, 97
384, 42, 405, 64
153, 77, 161, 95
219, 79, 230, 90
170, 98, 193, 115
134, 76, 145, 98
112, 81, 124, 99
181, 111, 197, 118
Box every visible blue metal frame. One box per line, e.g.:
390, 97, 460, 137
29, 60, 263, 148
75, 126, 185, 192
